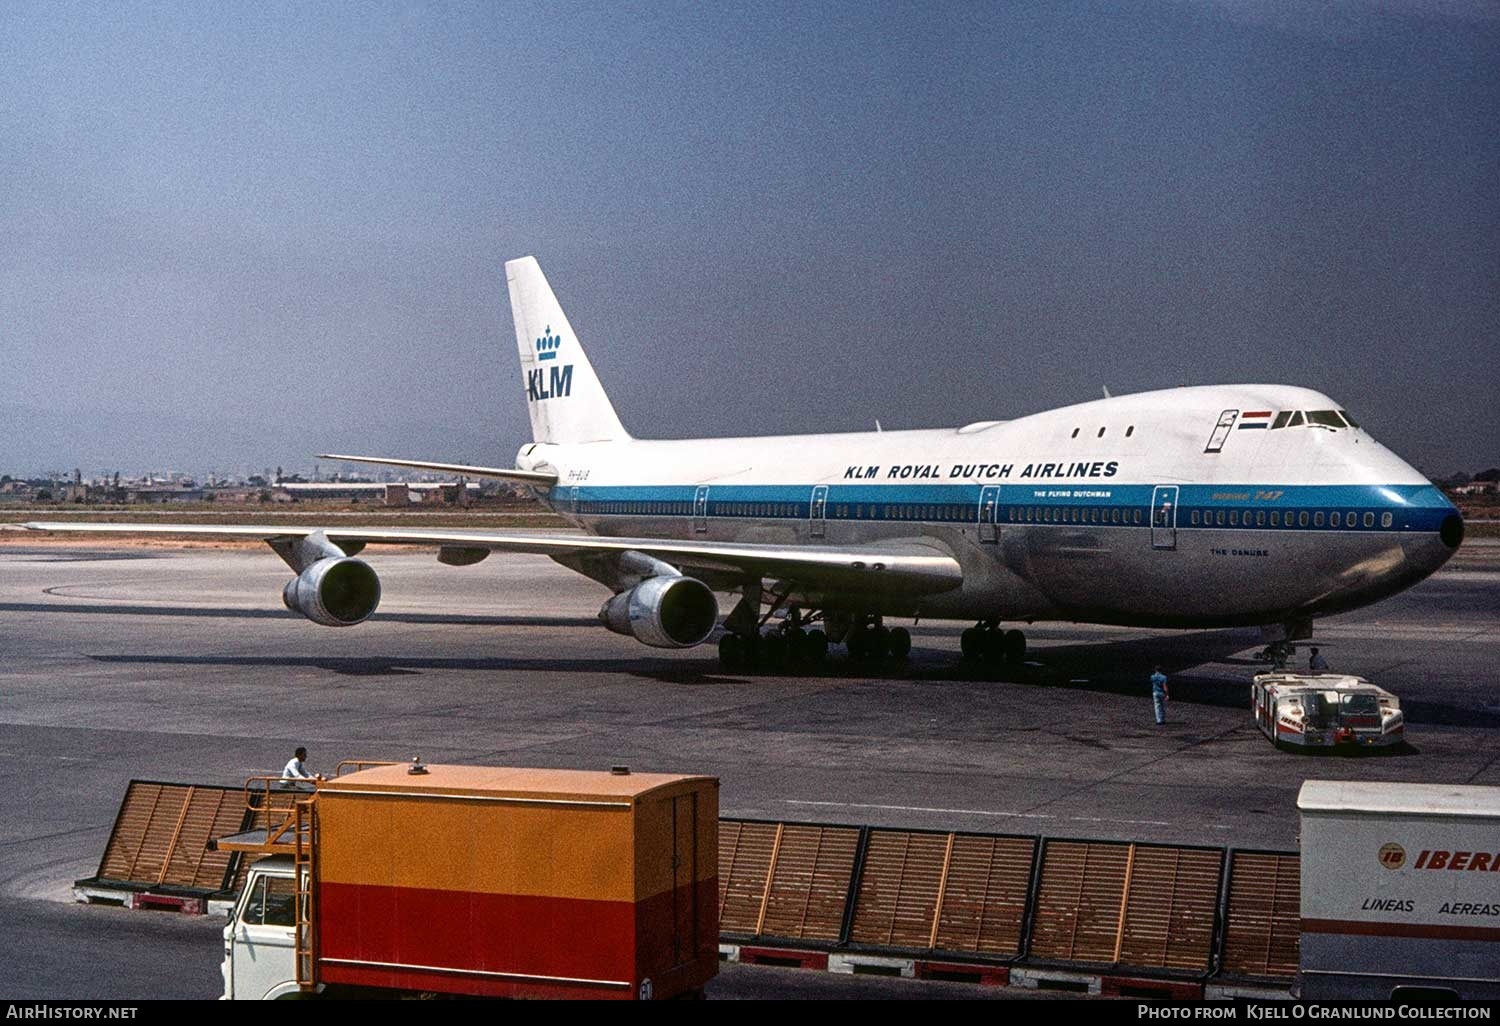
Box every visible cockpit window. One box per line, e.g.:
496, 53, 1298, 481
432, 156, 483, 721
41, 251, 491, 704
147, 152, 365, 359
1308, 410, 1345, 428
1271, 411, 1293, 429
1287, 411, 1305, 427
1339, 409, 1359, 428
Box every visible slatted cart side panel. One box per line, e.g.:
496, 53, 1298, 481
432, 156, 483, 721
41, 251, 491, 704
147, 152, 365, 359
933, 834, 1037, 957
160, 785, 249, 889
1117, 846, 1224, 971
759, 824, 861, 942
717, 820, 780, 936
1028, 840, 1130, 963
97, 782, 189, 884
849, 830, 949, 948
1218, 851, 1301, 978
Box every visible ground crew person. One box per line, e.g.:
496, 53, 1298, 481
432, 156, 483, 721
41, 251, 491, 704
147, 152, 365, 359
282, 747, 315, 780
1308, 647, 1329, 672
1150, 665, 1169, 725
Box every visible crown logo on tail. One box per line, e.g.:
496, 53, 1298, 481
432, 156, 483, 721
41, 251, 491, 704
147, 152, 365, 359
535, 326, 561, 361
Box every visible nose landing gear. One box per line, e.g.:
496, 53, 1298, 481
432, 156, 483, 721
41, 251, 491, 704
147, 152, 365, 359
960, 621, 1026, 667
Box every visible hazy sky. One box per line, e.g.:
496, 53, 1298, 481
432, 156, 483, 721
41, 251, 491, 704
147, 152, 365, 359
2, 1, 1496, 478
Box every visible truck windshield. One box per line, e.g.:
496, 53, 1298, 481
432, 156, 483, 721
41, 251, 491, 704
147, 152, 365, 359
1341, 694, 1380, 717
241, 875, 297, 927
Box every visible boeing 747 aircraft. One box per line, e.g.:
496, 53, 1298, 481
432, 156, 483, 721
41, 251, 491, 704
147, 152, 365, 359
25, 257, 1464, 670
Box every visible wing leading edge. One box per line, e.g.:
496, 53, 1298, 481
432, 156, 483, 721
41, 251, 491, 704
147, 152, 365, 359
18, 522, 963, 598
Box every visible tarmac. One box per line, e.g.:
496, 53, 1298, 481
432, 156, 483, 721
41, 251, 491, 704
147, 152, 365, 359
0, 538, 1496, 999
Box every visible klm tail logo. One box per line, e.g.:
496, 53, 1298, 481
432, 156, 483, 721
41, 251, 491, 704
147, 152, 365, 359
535, 326, 562, 361
528, 325, 573, 401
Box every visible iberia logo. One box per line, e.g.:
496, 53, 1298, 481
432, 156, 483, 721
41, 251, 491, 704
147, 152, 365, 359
535, 326, 562, 361
1378, 843, 1405, 870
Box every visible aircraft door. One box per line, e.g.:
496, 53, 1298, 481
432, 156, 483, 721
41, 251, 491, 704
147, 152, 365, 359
809, 485, 828, 538
693, 486, 709, 533
1204, 410, 1238, 453
978, 485, 1001, 543
1151, 485, 1179, 550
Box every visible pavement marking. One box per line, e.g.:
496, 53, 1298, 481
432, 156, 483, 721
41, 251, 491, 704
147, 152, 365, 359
784, 799, 1171, 827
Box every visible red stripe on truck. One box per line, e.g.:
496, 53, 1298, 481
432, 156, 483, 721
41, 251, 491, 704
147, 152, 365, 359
1302, 918, 1500, 943
317, 882, 636, 996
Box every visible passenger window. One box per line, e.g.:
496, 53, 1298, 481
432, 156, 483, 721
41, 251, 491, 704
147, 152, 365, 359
1215, 510, 1225, 526
1366, 512, 1376, 528
1111, 508, 1120, 524
1331, 512, 1341, 527
1346, 510, 1355, 526
1229, 511, 1240, 526
1255, 510, 1265, 526
1271, 411, 1292, 429
1271, 511, 1280, 526
1091, 508, 1100, 524
1133, 509, 1142, 524
1299, 511, 1310, 527
1314, 511, 1325, 527
1191, 510, 1200, 526
1381, 512, 1391, 528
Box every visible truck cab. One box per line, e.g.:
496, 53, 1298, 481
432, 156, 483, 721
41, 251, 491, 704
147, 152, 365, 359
221, 857, 303, 1000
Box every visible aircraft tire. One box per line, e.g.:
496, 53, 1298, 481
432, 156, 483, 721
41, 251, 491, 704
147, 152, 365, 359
718, 634, 745, 671
1003, 629, 1026, 664
761, 632, 788, 671
981, 629, 1006, 664
888, 627, 912, 659
960, 627, 981, 660
803, 629, 829, 665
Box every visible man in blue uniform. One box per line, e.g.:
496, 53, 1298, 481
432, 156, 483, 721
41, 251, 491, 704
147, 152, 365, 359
1150, 666, 1169, 725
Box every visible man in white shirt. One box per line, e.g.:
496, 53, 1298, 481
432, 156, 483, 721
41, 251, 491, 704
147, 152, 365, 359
282, 747, 314, 780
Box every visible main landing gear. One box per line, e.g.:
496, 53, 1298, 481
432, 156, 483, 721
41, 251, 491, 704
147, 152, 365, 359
959, 621, 1026, 666
714, 592, 913, 673
717, 609, 831, 673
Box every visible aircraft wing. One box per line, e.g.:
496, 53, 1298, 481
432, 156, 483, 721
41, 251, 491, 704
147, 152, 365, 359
18, 522, 963, 597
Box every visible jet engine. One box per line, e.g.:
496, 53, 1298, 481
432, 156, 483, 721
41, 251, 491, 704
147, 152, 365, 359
282, 557, 382, 627
599, 575, 718, 649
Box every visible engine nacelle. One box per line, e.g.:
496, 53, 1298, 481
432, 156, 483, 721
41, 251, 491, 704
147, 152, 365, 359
282, 557, 381, 627
599, 575, 718, 649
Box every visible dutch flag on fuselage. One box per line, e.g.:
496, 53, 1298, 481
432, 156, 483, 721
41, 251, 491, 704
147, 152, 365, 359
1238, 411, 1273, 429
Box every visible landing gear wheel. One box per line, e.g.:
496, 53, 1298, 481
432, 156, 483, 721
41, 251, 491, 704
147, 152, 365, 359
761, 631, 787, 671
718, 634, 745, 671
981, 629, 1006, 664
1003, 629, 1026, 665
887, 627, 912, 660
960, 627, 981, 661
803, 629, 829, 665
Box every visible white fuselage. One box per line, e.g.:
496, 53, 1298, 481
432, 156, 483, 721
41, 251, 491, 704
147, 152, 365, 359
518, 384, 1460, 629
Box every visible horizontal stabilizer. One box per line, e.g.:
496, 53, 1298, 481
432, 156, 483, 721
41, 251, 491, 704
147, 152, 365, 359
316, 454, 558, 486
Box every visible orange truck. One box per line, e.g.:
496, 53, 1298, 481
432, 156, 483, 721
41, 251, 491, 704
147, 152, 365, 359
216, 762, 719, 1000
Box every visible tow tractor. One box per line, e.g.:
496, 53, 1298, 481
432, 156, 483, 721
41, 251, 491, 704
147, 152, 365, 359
1251, 672, 1404, 750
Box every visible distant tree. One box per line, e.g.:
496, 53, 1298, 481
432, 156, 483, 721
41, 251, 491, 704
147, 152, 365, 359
1475, 468, 1500, 483
35, 488, 52, 501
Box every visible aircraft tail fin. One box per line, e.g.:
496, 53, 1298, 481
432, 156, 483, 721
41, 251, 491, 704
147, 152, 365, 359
505, 256, 630, 444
